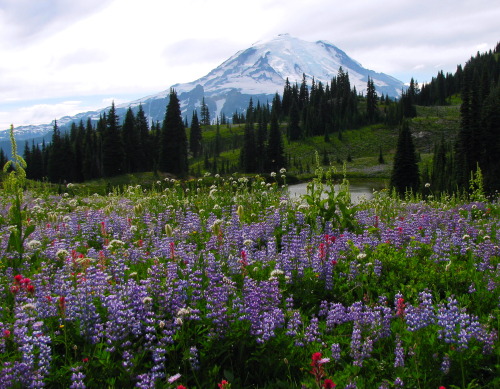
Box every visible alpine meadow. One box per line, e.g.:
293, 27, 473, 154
0, 36, 499, 389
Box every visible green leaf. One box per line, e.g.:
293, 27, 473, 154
23, 224, 36, 241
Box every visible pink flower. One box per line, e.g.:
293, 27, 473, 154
168, 373, 181, 383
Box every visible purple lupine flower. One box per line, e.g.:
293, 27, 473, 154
69, 367, 86, 389
135, 372, 154, 389
373, 259, 383, 277
286, 310, 302, 337
394, 377, 404, 387
304, 316, 321, 343
325, 303, 348, 330
440, 354, 451, 374
405, 290, 435, 331
331, 343, 341, 361
394, 335, 405, 367
350, 322, 363, 367
189, 346, 200, 371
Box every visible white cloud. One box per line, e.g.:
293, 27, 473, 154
1, 101, 95, 129
0, 0, 499, 130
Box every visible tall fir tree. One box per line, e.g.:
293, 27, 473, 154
366, 76, 378, 123
159, 89, 188, 176
72, 120, 85, 182
122, 107, 139, 173
200, 97, 210, 126
189, 110, 202, 158
390, 120, 420, 195
47, 120, 67, 183
256, 112, 267, 172
288, 99, 302, 141
240, 100, 257, 173
214, 117, 222, 157
298, 73, 309, 111
135, 104, 150, 171
480, 82, 500, 193
29, 142, 44, 180
82, 118, 96, 181
101, 102, 125, 177
281, 78, 292, 118
267, 111, 285, 173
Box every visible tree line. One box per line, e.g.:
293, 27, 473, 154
19, 41, 500, 197
23, 90, 188, 183
421, 42, 500, 195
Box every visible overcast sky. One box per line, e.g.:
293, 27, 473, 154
1, 0, 499, 130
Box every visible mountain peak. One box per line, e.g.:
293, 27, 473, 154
173, 35, 402, 98
3, 35, 404, 141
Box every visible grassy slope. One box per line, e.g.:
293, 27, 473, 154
189, 103, 461, 181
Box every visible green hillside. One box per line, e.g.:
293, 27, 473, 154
186, 104, 461, 182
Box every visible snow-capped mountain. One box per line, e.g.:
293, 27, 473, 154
1, 34, 405, 148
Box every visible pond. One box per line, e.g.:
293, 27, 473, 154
288, 179, 387, 204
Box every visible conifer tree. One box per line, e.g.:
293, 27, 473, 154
30, 142, 44, 180
366, 77, 378, 123
288, 99, 302, 141
72, 120, 85, 182
135, 104, 150, 171
240, 100, 257, 173
298, 73, 309, 111
480, 83, 500, 192
200, 97, 210, 126
47, 120, 66, 183
61, 133, 75, 182
390, 120, 420, 195
281, 78, 292, 118
267, 111, 285, 173
101, 102, 125, 177
272, 93, 282, 119
150, 121, 161, 173
122, 107, 139, 173
256, 112, 267, 172
82, 118, 96, 181
159, 89, 188, 176
189, 110, 202, 158
23, 142, 32, 178
214, 117, 222, 157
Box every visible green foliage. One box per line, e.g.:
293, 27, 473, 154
2, 125, 35, 270
301, 153, 359, 232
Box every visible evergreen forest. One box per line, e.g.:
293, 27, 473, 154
15, 42, 500, 196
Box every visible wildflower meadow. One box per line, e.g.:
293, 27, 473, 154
0, 146, 499, 388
